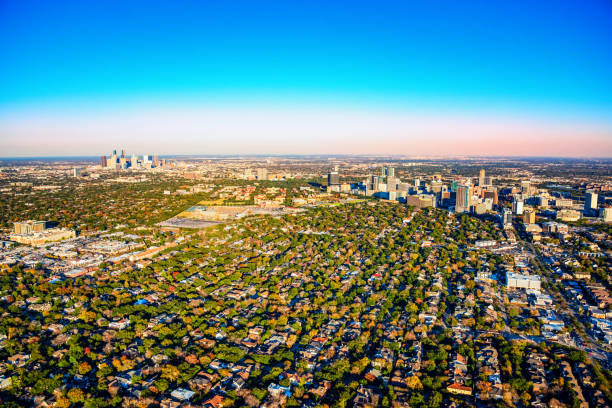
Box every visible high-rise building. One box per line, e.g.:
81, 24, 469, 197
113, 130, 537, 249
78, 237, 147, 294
521, 180, 531, 195
512, 199, 524, 215
502, 208, 512, 226
483, 188, 498, 206
456, 183, 471, 212
367, 175, 379, 192
584, 190, 598, 212
121, 149, 125, 158
109, 153, 118, 169
387, 167, 395, 179
119, 156, 128, 168
328, 171, 340, 186
523, 210, 536, 224
479, 169, 486, 186
600, 208, 612, 223
256, 168, 268, 181
430, 180, 443, 194
100, 156, 107, 167
131, 154, 139, 169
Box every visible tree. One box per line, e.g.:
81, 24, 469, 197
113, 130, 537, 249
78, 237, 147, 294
67, 388, 85, 404
407, 375, 423, 390
78, 361, 92, 375
429, 391, 443, 408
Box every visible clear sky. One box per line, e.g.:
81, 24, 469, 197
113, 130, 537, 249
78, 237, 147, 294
0, 0, 611, 156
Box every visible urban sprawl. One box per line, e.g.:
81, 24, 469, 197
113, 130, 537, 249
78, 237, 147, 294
0, 152, 611, 408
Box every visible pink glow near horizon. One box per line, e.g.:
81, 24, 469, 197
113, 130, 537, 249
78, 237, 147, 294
0, 105, 611, 157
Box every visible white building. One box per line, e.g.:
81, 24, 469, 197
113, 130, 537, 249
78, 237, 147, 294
506, 271, 541, 290
512, 199, 524, 215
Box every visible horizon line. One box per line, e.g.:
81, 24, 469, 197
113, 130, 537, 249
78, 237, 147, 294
2, 154, 612, 160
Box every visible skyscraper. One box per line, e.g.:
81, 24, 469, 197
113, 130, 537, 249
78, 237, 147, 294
256, 168, 268, 181
368, 175, 379, 192
512, 198, 524, 215
109, 152, 118, 168
484, 188, 499, 206
100, 156, 107, 167
479, 169, 485, 186
523, 210, 536, 224
456, 183, 471, 212
521, 180, 531, 195
585, 190, 598, 212
131, 154, 139, 169
502, 208, 512, 226
328, 171, 340, 186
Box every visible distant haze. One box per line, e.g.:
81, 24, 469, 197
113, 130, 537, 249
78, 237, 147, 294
0, 101, 611, 157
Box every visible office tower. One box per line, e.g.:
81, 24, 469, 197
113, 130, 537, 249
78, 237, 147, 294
328, 171, 340, 186
484, 176, 493, 186
131, 154, 139, 168
430, 180, 443, 194
109, 153, 118, 168
601, 208, 612, 223
523, 210, 536, 224
521, 180, 531, 195
584, 190, 598, 212
380, 166, 394, 178
483, 188, 498, 206
100, 156, 107, 167
456, 183, 471, 212
121, 149, 125, 158
414, 178, 421, 189
73, 168, 82, 177
502, 208, 512, 226
479, 169, 485, 186
113, 149, 117, 156
153, 154, 159, 167
141, 155, 152, 169
512, 199, 524, 215
368, 175, 379, 191
450, 181, 457, 192
256, 168, 268, 181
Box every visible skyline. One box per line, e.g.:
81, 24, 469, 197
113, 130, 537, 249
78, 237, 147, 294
1, 1, 612, 157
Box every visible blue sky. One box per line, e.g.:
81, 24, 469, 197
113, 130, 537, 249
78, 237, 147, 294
0, 0, 611, 156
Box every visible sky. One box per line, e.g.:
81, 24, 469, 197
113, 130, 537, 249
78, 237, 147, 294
0, 0, 611, 157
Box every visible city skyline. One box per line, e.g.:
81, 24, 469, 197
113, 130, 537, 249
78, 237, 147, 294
1, 1, 611, 157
